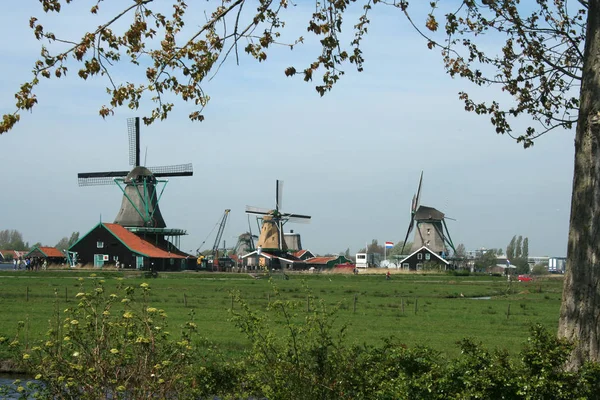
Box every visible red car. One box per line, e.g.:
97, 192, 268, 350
518, 274, 533, 282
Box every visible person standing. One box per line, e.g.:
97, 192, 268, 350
13, 258, 17, 270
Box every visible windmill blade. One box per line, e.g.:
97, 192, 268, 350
274, 217, 284, 250
413, 171, 423, 213
283, 212, 311, 220
400, 217, 415, 254
150, 163, 193, 177
246, 206, 272, 215
78, 171, 129, 179
276, 180, 283, 212
285, 216, 311, 224
78, 176, 119, 186
128, 117, 140, 167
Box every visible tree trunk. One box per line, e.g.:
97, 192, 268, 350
558, 0, 600, 370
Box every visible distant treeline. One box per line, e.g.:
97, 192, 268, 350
0, 229, 79, 252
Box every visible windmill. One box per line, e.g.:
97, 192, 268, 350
400, 172, 456, 257
246, 180, 311, 252
77, 117, 193, 229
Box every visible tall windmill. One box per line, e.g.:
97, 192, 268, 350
77, 117, 193, 230
400, 172, 456, 257
246, 180, 311, 252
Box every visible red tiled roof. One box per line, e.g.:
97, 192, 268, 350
103, 223, 186, 259
293, 250, 308, 258
306, 257, 337, 264
39, 247, 64, 258
1, 250, 27, 258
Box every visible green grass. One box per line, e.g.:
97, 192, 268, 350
0, 270, 563, 359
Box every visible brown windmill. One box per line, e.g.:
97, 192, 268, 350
245, 180, 311, 253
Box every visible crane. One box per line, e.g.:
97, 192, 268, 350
211, 209, 230, 270
196, 209, 231, 271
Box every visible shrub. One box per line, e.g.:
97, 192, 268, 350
1, 277, 204, 399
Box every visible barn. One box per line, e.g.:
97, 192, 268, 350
241, 250, 306, 271
293, 249, 316, 260
305, 255, 353, 270
398, 246, 450, 271
26, 246, 66, 265
69, 222, 194, 271
0, 250, 28, 262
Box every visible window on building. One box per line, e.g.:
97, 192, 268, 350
417, 253, 423, 260
403, 263, 409, 269
425, 253, 431, 260
97, 241, 104, 249
416, 263, 423, 270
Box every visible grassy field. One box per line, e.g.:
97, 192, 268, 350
0, 270, 564, 359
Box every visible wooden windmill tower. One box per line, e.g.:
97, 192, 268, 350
400, 172, 456, 257
77, 117, 193, 245
246, 180, 311, 253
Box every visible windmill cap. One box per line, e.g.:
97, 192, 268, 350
414, 205, 445, 220
125, 166, 155, 183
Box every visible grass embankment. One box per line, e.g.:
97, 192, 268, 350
0, 270, 562, 362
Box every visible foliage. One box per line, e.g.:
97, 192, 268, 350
2, 1, 586, 147
516, 235, 523, 258
473, 250, 498, 271
522, 237, 529, 259
532, 263, 549, 275
55, 232, 80, 252
229, 282, 355, 399
387, 241, 413, 257
507, 236, 517, 260
1, 0, 372, 133
0, 230, 28, 251
454, 243, 466, 258
0, 277, 204, 399
418, 1, 586, 147
513, 257, 531, 275
358, 239, 385, 256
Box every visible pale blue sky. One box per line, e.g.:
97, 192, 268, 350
0, 2, 574, 256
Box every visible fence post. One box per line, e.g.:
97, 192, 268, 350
401, 298, 405, 314
353, 294, 358, 313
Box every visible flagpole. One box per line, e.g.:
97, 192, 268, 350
384, 244, 387, 261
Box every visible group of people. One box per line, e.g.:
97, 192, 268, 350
12, 257, 47, 271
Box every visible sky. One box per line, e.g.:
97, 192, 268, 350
0, 2, 575, 257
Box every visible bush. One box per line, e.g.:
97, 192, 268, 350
531, 263, 549, 276
449, 269, 470, 276
1, 277, 206, 399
